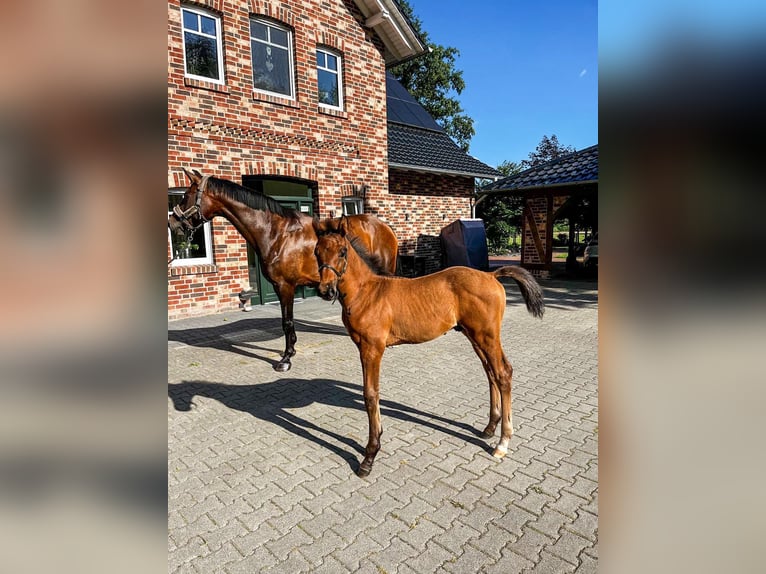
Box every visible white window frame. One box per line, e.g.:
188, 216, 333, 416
168, 189, 213, 267
250, 18, 295, 99
342, 197, 363, 216
181, 5, 225, 85
316, 47, 344, 111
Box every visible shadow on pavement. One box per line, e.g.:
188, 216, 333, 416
168, 378, 493, 474
168, 318, 349, 368
501, 278, 598, 311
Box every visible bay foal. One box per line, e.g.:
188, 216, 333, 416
313, 227, 544, 477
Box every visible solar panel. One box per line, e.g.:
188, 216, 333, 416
386, 73, 444, 132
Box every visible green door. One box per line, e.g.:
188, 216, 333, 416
243, 184, 317, 305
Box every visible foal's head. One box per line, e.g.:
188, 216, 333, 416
314, 233, 348, 302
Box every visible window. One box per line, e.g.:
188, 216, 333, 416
181, 6, 224, 83
342, 197, 363, 216
316, 48, 343, 109
168, 191, 213, 266
250, 18, 295, 98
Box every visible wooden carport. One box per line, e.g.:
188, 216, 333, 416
478, 145, 598, 278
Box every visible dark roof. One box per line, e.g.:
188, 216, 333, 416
386, 73, 444, 131
386, 73, 501, 179
482, 144, 598, 192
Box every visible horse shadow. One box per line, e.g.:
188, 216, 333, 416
168, 317, 348, 369
168, 377, 493, 474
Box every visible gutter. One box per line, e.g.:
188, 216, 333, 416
389, 162, 501, 180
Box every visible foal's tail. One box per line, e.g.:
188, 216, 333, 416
494, 266, 545, 319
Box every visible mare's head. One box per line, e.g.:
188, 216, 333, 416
312, 229, 348, 302
168, 168, 211, 236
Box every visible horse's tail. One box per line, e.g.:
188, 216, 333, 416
493, 266, 545, 319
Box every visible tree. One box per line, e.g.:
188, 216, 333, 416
476, 161, 523, 253
389, 1, 475, 151
521, 134, 575, 169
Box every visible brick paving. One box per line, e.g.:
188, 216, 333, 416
168, 278, 598, 572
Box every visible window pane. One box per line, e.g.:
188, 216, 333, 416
252, 42, 291, 96
316, 51, 324, 67
182, 10, 198, 32
317, 69, 339, 106
200, 15, 216, 36
270, 27, 288, 47
325, 53, 337, 71
185, 33, 219, 80
250, 20, 267, 41
170, 224, 207, 260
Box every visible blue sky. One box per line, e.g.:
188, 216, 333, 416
406, 0, 598, 168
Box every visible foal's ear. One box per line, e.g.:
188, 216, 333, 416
312, 217, 332, 236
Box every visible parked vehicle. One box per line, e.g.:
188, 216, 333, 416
583, 232, 598, 268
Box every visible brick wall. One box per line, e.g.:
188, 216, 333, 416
168, 0, 390, 319
384, 169, 474, 274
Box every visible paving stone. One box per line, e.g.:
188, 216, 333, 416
168, 282, 598, 573
401, 540, 453, 572
565, 510, 598, 543
334, 534, 385, 571
527, 508, 572, 539
223, 546, 279, 573
263, 526, 313, 560
528, 550, 577, 573
576, 552, 598, 574
503, 526, 553, 563
546, 530, 593, 567
442, 545, 494, 573
483, 549, 535, 574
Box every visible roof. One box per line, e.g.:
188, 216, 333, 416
481, 145, 598, 192
386, 74, 501, 179
352, 0, 427, 66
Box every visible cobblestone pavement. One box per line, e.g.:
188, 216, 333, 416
168, 278, 598, 573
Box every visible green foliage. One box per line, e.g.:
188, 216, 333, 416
477, 194, 523, 253
477, 161, 522, 253
496, 160, 522, 177
389, 1, 475, 151
521, 134, 575, 169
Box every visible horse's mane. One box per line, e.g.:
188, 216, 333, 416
204, 177, 298, 219
348, 235, 393, 276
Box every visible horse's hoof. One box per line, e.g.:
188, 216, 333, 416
492, 445, 508, 459
357, 462, 372, 478
274, 360, 291, 373
481, 428, 495, 439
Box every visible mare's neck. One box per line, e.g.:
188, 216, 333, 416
215, 195, 285, 255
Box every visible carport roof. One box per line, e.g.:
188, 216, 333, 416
387, 73, 501, 179
481, 144, 598, 192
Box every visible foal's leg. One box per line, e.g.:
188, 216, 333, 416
486, 343, 514, 458
274, 283, 298, 372
358, 340, 385, 477
466, 338, 501, 438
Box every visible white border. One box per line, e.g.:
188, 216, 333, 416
316, 47, 344, 111
181, 5, 225, 85
250, 17, 296, 100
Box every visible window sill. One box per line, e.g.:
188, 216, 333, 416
318, 106, 347, 119
184, 77, 229, 94
168, 263, 218, 277
252, 90, 300, 109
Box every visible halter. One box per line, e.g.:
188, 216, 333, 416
317, 250, 348, 304
172, 175, 211, 234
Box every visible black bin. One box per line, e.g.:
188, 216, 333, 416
440, 218, 489, 271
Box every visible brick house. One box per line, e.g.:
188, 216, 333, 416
168, 0, 498, 318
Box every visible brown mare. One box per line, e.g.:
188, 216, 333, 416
168, 169, 398, 372
312, 225, 545, 477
